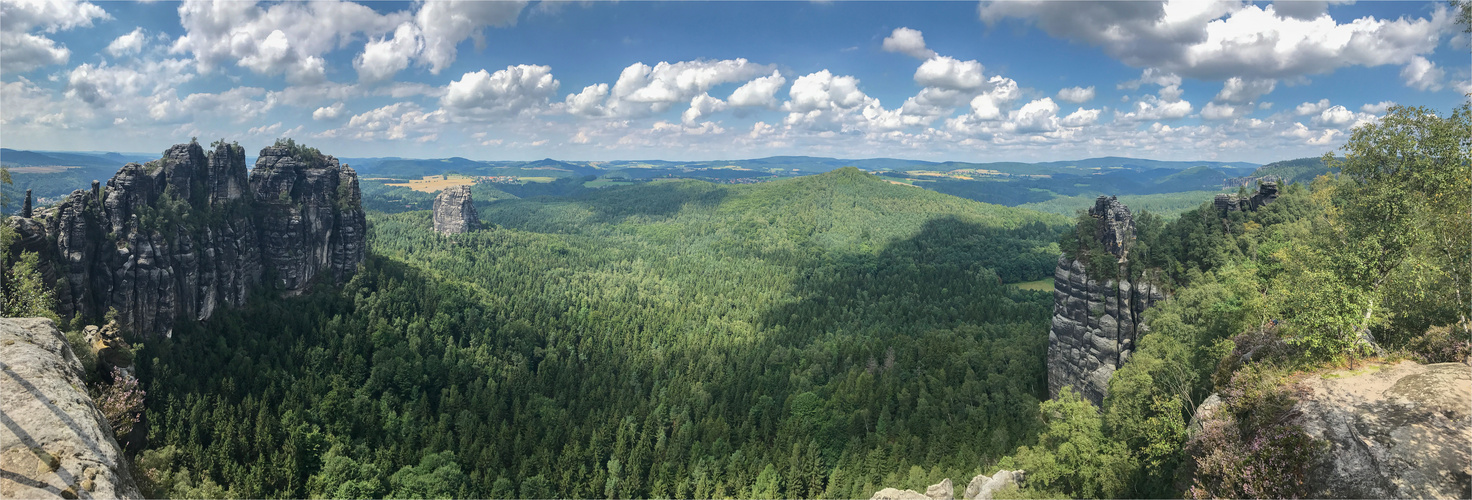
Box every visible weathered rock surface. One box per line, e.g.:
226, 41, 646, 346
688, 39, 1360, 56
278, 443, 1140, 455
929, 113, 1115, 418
2, 140, 366, 337
872, 471, 1023, 500
432, 185, 479, 235
1214, 181, 1279, 215
871, 478, 953, 500
1048, 196, 1162, 406
0, 317, 142, 499
250, 145, 366, 293
963, 470, 1024, 500
1295, 361, 1471, 499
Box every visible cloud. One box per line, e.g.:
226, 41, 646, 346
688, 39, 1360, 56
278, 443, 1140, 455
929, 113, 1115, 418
1213, 77, 1276, 104
979, 0, 1451, 80
1295, 98, 1331, 115
1115, 84, 1192, 122
1061, 107, 1102, 127
914, 56, 986, 90
1400, 56, 1444, 91
591, 58, 774, 118
65, 59, 195, 108
1118, 68, 1181, 90
106, 28, 148, 57
564, 83, 610, 117
1270, 0, 1351, 21
727, 71, 787, 108
0, 0, 109, 73
332, 101, 445, 141
441, 64, 560, 119
355, 22, 424, 83
681, 93, 727, 125
1056, 86, 1096, 103
882, 27, 936, 59
1360, 101, 1395, 114
171, 0, 408, 79
781, 70, 882, 131
146, 87, 275, 124
1201, 101, 1245, 120
313, 102, 346, 120
414, 0, 527, 73
1012, 97, 1060, 133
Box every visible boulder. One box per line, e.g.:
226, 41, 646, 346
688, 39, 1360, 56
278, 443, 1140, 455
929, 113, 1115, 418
0, 317, 142, 499
963, 470, 1024, 500
871, 478, 956, 500
1296, 361, 1471, 499
432, 185, 479, 235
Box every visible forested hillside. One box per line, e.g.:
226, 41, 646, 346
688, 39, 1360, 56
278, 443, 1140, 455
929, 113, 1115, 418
129, 168, 1072, 498
999, 104, 1470, 499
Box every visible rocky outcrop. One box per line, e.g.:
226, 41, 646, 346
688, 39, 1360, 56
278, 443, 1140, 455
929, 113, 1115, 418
432, 185, 479, 235
250, 146, 366, 293
1049, 196, 1163, 406
871, 478, 951, 500
963, 470, 1023, 500
1214, 181, 1279, 215
1295, 361, 1471, 499
3, 140, 366, 337
0, 317, 142, 499
871, 471, 1023, 500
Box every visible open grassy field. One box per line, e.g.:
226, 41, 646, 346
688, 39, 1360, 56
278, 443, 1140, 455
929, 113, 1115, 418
385, 174, 477, 192
1009, 277, 1055, 292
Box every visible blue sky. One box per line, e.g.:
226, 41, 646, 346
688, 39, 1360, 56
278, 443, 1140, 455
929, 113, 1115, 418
2, 0, 1468, 163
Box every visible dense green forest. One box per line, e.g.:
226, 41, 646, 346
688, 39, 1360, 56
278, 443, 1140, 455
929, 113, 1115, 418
128, 168, 1071, 498
7, 105, 1464, 500
1001, 104, 1469, 499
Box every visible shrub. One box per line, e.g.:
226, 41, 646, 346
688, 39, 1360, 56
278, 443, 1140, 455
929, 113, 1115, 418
1186, 367, 1325, 499
1407, 323, 1472, 364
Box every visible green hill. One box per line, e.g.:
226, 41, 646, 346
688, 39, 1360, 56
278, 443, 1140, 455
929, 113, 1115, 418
1248, 157, 1337, 185
136, 167, 1070, 498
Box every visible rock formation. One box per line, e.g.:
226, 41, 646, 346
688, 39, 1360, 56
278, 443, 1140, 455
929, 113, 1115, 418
1048, 196, 1163, 406
1214, 181, 1279, 215
963, 470, 1024, 500
1294, 361, 1471, 499
432, 185, 479, 235
250, 145, 366, 293
871, 471, 1023, 500
0, 317, 143, 500
2, 140, 366, 337
22, 189, 32, 218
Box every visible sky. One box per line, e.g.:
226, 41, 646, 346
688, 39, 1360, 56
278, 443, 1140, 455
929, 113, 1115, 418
1, 0, 1469, 163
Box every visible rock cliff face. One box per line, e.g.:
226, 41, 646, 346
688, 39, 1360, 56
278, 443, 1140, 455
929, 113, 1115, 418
3, 140, 366, 337
1295, 361, 1471, 499
250, 146, 366, 293
432, 185, 479, 235
1048, 196, 1163, 406
0, 317, 143, 499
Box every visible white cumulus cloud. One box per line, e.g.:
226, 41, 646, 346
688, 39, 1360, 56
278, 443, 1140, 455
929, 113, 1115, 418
1057, 86, 1096, 103
1400, 56, 1444, 91
882, 27, 936, 59
313, 102, 346, 120
980, 0, 1451, 80
0, 0, 109, 73
441, 64, 560, 119
727, 71, 787, 108
106, 28, 148, 57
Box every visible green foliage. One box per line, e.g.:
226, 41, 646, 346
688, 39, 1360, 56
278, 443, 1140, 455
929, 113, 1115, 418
135, 170, 1062, 499
273, 137, 326, 165
389, 451, 466, 499
3, 251, 59, 321
1185, 367, 1325, 499
1008, 387, 1134, 499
